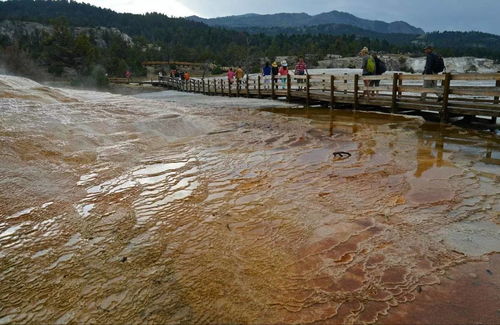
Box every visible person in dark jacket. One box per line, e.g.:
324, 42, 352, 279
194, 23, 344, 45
262, 62, 272, 89
272, 61, 279, 89
422, 46, 443, 101
370, 53, 386, 96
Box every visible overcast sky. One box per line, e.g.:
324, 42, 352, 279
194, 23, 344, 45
77, 0, 500, 35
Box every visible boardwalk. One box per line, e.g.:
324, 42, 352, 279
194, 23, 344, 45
132, 72, 500, 124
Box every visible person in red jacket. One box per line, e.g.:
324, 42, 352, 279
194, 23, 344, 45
294, 57, 308, 90
279, 60, 289, 89
227, 68, 235, 84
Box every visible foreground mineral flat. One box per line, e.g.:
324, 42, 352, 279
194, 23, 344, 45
0, 75, 499, 324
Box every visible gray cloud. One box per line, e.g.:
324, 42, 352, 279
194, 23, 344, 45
177, 0, 500, 35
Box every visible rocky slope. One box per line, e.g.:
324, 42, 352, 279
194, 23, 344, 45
0, 20, 134, 48
314, 54, 500, 73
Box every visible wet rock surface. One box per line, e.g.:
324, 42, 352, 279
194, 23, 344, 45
0, 76, 499, 324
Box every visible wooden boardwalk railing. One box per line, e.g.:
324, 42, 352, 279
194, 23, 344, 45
137, 72, 500, 123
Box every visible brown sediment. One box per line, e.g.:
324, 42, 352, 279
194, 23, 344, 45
0, 77, 499, 324
381, 254, 500, 325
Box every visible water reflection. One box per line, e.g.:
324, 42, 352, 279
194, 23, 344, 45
265, 107, 499, 178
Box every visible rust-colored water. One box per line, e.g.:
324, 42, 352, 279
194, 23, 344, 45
1, 76, 499, 324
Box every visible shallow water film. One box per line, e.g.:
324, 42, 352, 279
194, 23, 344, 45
1, 76, 499, 324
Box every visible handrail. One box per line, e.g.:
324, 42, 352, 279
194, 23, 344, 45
152, 72, 500, 123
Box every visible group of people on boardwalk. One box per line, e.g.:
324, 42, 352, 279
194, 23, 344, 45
166, 45, 444, 98
225, 57, 309, 90
226, 66, 245, 86
359, 47, 387, 98
359, 45, 444, 100
261, 57, 308, 89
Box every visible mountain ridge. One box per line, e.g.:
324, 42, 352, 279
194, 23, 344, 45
186, 10, 425, 35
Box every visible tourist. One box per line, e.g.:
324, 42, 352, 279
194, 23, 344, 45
422, 46, 445, 101
184, 71, 190, 81
235, 66, 245, 88
294, 57, 308, 90
170, 66, 177, 78
360, 47, 375, 98
227, 68, 235, 84
279, 60, 289, 89
272, 61, 279, 89
263, 62, 272, 89
370, 53, 387, 96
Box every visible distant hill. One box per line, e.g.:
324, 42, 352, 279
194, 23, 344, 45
187, 11, 425, 35
231, 23, 417, 45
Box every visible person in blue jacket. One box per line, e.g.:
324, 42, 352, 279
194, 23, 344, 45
262, 62, 272, 89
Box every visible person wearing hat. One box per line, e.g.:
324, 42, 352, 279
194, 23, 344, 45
272, 61, 279, 89
422, 45, 444, 101
279, 60, 289, 89
359, 47, 374, 98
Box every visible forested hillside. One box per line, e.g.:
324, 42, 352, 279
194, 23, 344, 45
188, 11, 424, 34
1, 0, 499, 86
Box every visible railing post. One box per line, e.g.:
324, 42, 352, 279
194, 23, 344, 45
287, 74, 291, 102
258, 75, 262, 98
306, 74, 311, 107
271, 75, 276, 99
246, 75, 250, 98
214, 79, 217, 95
330, 75, 335, 109
391, 73, 399, 114
344, 73, 348, 95
440, 73, 452, 123
228, 80, 232, 97
221, 79, 224, 96
493, 72, 500, 124
398, 73, 403, 98
202, 79, 206, 94
354, 74, 359, 110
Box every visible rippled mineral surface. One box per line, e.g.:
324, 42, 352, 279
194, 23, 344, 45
1, 75, 499, 324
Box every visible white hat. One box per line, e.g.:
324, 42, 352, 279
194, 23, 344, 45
281, 60, 288, 67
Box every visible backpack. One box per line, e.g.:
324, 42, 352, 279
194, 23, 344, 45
375, 57, 387, 74
434, 54, 445, 73
366, 56, 376, 74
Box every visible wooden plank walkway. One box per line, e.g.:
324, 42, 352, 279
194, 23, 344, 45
122, 72, 500, 124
